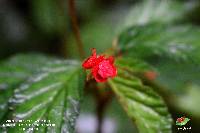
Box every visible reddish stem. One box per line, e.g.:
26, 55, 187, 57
68, 0, 85, 59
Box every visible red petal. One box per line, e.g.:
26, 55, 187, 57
94, 73, 107, 82
92, 65, 107, 82
98, 60, 117, 79
82, 55, 97, 69
82, 48, 105, 69
107, 56, 114, 64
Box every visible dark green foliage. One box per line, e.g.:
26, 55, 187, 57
117, 24, 200, 92
118, 24, 200, 64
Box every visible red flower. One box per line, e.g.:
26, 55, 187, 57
82, 48, 117, 82
82, 48, 104, 69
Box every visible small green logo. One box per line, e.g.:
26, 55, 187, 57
176, 116, 190, 126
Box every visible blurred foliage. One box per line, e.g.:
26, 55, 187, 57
32, 0, 68, 35
120, 0, 195, 29
66, 19, 116, 59
118, 24, 200, 63
117, 24, 200, 94
79, 94, 137, 132
177, 84, 200, 118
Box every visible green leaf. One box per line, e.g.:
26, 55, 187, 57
120, 0, 194, 30
116, 58, 154, 73
108, 59, 172, 133
118, 24, 200, 92
32, 0, 68, 34
0, 54, 56, 120
0, 54, 85, 132
117, 24, 200, 64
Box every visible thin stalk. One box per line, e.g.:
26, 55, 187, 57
96, 99, 104, 133
86, 81, 113, 133
68, 0, 85, 59
95, 89, 113, 133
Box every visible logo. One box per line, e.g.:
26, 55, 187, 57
176, 116, 190, 126
176, 116, 191, 131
